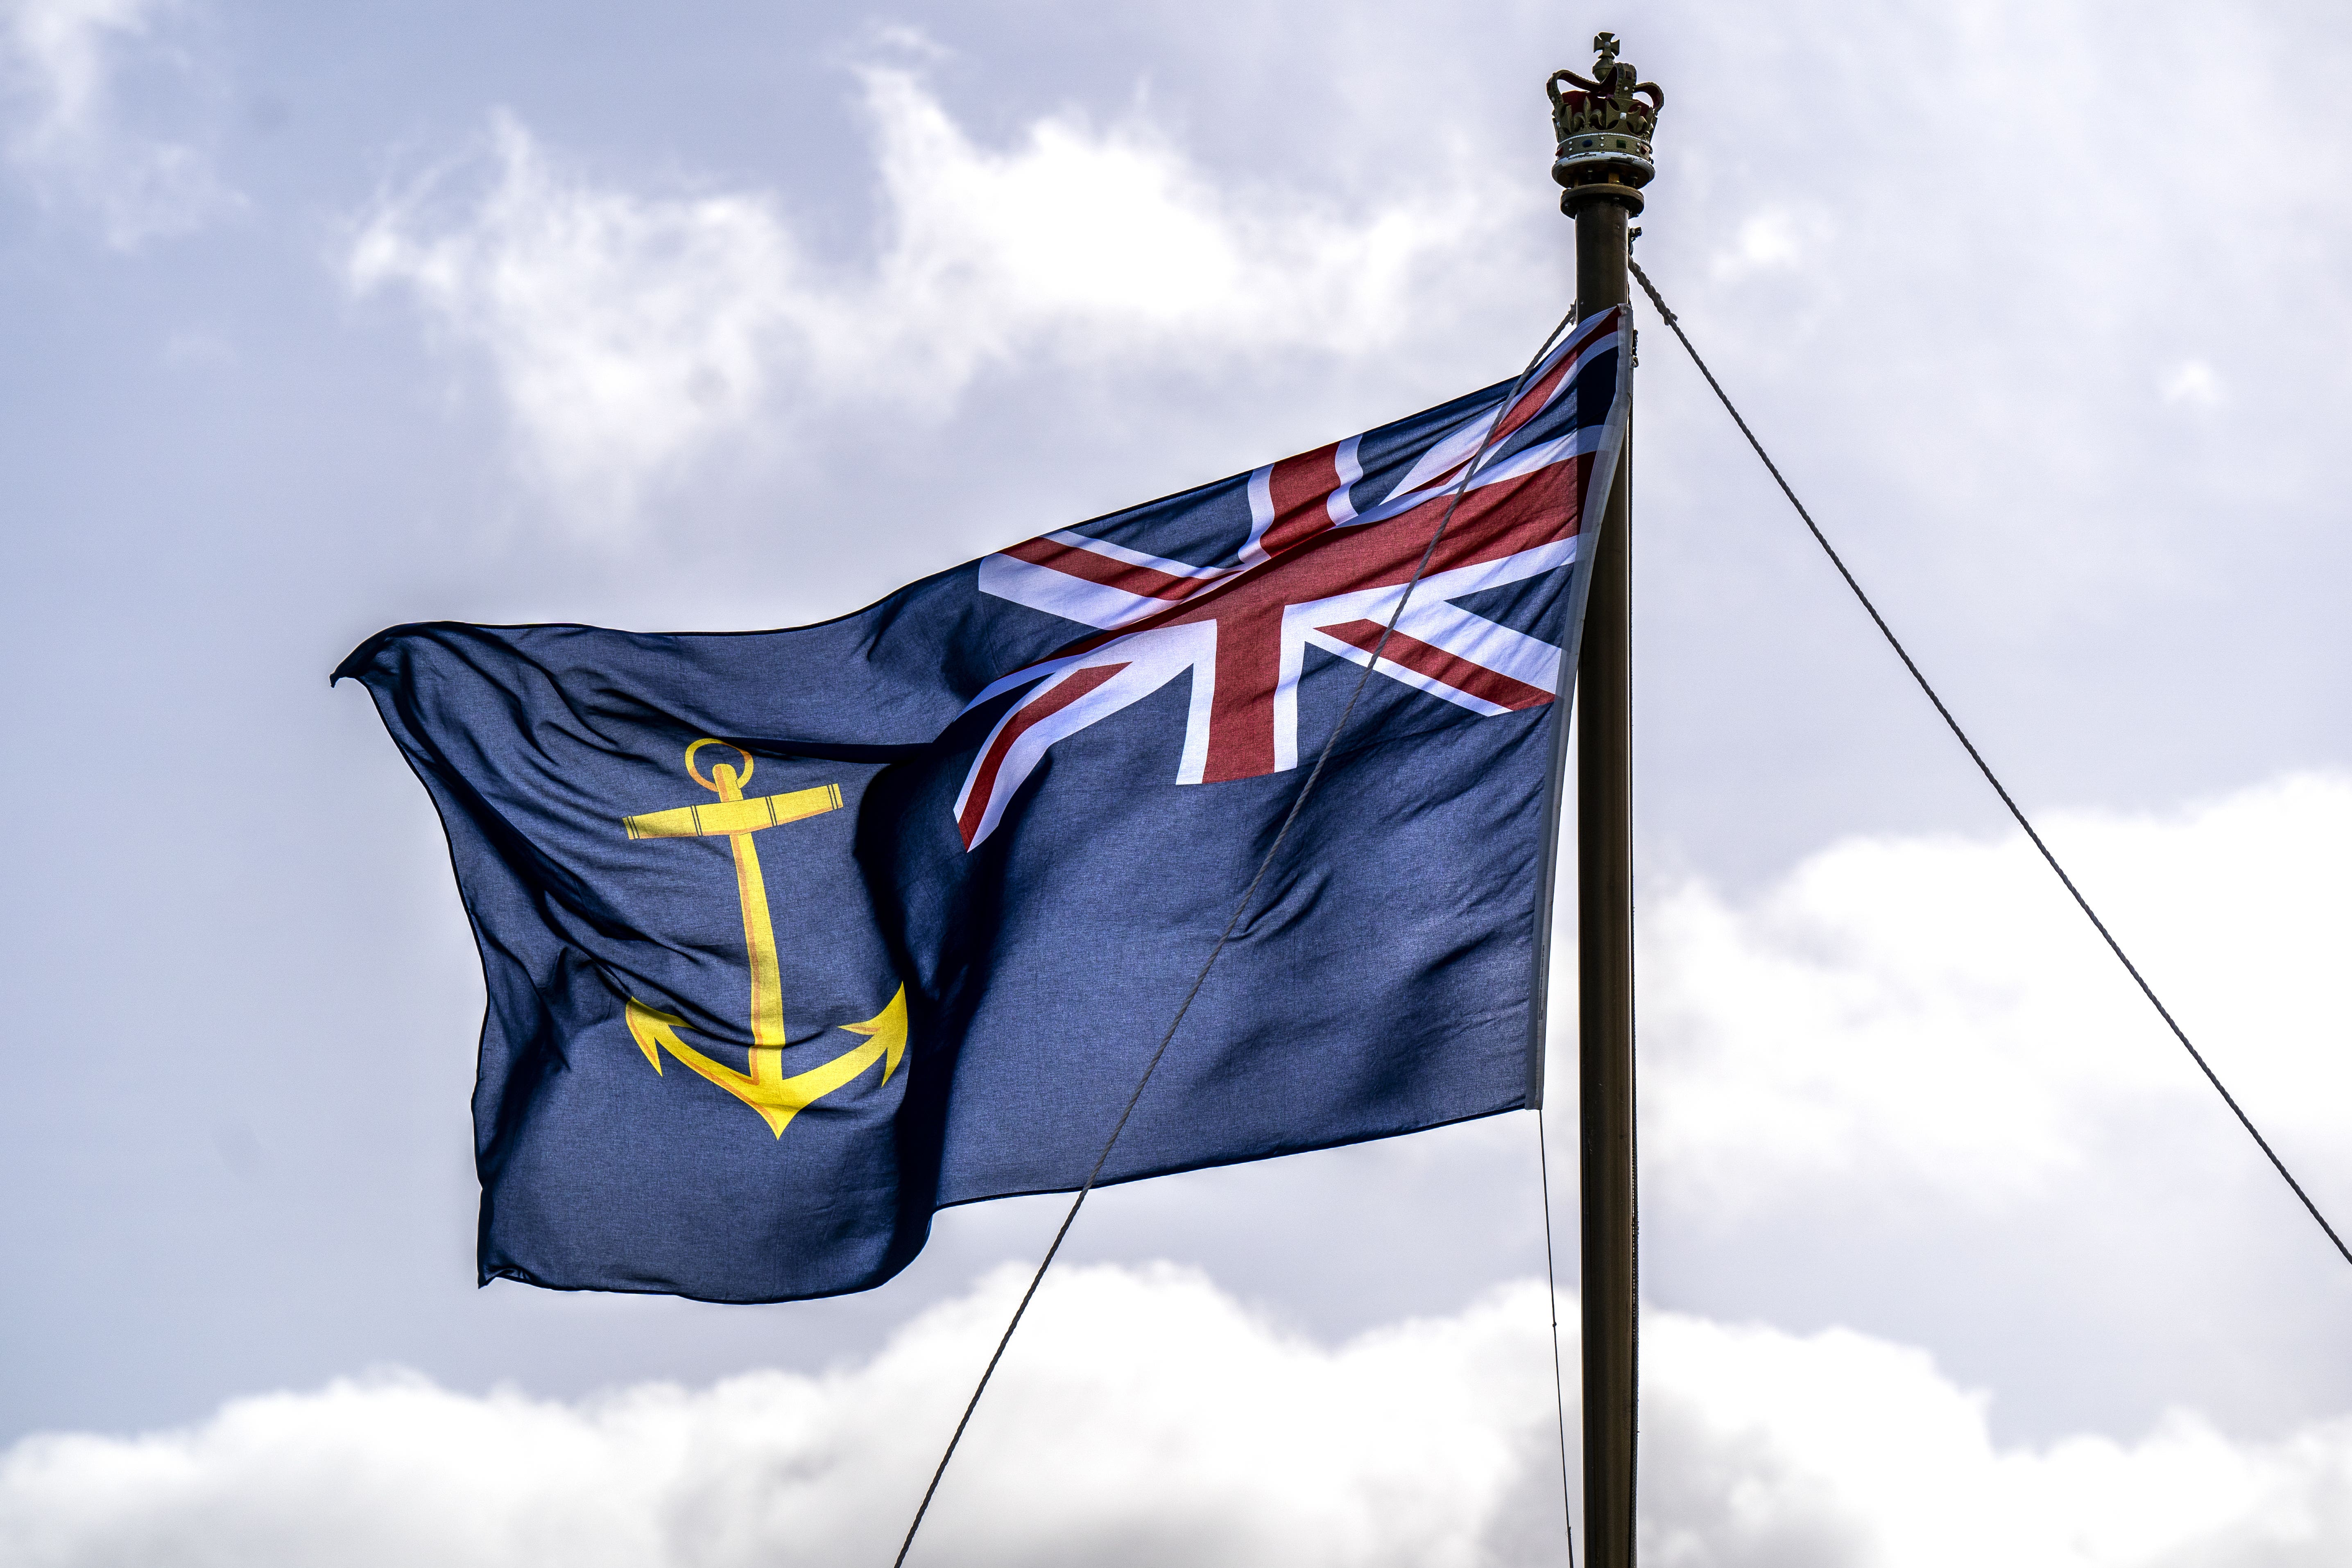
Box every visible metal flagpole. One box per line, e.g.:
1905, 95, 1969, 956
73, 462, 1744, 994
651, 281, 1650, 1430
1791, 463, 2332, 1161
1549, 31, 1660, 1568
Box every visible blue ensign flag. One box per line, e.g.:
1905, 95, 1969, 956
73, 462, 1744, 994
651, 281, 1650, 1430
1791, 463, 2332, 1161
337, 306, 1630, 1303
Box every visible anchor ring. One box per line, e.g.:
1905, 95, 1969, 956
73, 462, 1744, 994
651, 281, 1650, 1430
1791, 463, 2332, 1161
684, 737, 755, 794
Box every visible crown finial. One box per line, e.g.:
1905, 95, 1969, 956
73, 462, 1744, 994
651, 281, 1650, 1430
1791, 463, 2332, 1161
1548, 32, 1663, 215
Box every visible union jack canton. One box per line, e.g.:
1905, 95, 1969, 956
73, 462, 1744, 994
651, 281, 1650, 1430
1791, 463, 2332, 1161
957, 305, 1631, 848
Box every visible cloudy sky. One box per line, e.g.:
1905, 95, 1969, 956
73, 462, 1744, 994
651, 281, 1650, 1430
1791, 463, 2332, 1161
5, 1, 2352, 1563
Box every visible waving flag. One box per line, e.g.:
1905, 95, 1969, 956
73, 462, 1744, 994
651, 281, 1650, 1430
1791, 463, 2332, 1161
337, 306, 1630, 1303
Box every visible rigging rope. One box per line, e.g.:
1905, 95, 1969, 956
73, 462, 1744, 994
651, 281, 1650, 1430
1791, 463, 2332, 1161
890, 303, 1586, 1567
1537, 1105, 1580, 1568
1626, 257, 2352, 1273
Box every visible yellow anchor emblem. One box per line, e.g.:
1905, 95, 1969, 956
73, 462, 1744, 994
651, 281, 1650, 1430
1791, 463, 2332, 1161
618, 738, 908, 1138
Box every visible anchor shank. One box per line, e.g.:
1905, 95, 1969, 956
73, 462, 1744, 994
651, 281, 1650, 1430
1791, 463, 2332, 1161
711, 762, 790, 1055
728, 830, 789, 1054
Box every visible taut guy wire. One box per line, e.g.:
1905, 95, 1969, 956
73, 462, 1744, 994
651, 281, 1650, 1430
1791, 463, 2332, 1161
1628, 256, 2352, 1274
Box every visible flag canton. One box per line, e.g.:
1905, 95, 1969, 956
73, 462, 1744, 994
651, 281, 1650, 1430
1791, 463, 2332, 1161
954, 307, 1625, 846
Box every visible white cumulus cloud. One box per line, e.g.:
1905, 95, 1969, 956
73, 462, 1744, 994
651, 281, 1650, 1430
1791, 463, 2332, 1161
7, 1262, 2352, 1567
1640, 772, 2352, 1209
347, 112, 801, 534
344, 66, 1498, 530
0, 0, 233, 245
2159, 358, 2223, 407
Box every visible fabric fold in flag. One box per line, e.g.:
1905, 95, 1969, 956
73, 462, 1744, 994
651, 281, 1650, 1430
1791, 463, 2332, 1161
335, 305, 1633, 1303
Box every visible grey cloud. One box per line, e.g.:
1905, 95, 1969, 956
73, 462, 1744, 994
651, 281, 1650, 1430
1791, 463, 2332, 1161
343, 67, 1508, 532
0, 0, 237, 244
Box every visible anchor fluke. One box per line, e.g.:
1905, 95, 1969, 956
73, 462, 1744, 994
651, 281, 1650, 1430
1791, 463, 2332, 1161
625, 987, 909, 1138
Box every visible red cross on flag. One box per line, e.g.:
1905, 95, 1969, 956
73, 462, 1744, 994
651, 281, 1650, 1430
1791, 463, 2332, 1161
952, 306, 1629, 849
